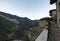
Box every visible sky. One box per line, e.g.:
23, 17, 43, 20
0, 0, 56, 20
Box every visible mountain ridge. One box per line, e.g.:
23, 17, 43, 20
0, 11, 40, 28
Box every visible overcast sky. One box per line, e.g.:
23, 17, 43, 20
0, 0, 56, 20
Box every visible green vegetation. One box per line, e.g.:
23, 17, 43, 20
0, 16, 30, 41
0, 16, 16, 34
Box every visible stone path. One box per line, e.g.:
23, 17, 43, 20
35, 29, 48, 41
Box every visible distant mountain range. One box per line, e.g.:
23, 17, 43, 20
0, 11, 40, 40
0, 11, 40, 29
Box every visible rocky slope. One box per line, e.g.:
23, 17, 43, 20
0, 11, 40, 41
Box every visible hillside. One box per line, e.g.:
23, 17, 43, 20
0, 11, 40, 41
0, 11, 39, 28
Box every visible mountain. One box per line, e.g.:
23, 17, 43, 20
0, 11, 40, 41
0, 11, 39, 29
